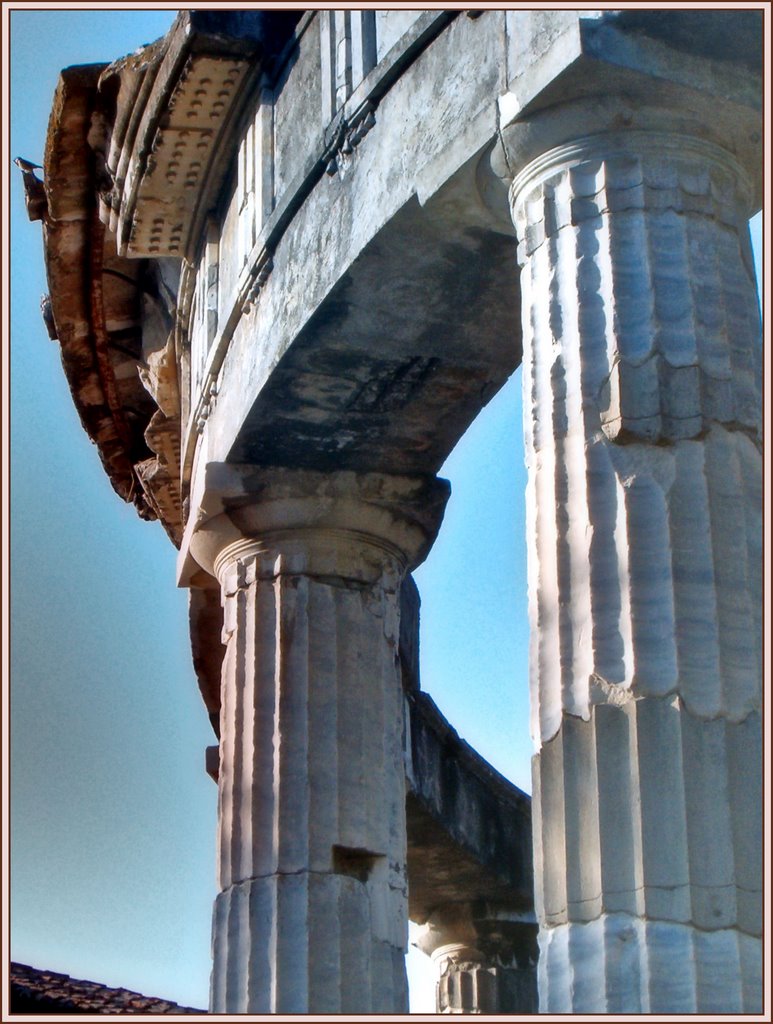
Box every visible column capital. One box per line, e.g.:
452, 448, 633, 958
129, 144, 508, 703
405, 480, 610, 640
494, 12, 761, 209
509, 130, 753, 221
178, 463, 450, 586
414, 901, 538, 965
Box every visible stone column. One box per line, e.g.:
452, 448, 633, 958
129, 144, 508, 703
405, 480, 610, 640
509, 132, 762, 1012
414, 903, 538, 1014
187, 466, 449, 1013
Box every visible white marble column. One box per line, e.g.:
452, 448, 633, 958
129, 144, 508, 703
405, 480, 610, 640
187, 466, 449, 1013
509, 132, 762, 1012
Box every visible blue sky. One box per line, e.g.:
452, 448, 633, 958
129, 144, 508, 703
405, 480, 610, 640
6, 6, 763, 1014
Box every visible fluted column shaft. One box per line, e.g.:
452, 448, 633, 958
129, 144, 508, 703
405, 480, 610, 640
188, 467, 448, 1013
510, 132, 762, 1013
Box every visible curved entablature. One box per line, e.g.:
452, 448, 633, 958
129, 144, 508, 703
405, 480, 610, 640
37, 8, 763, 547
42, 64, 166, 527
39, 12, 304, 542
178, 9, 522, 512
176, 6, 763, 533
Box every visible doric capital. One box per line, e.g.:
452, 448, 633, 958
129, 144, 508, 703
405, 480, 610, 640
178, 463, 450, 586
509, 130, 753, 231
492, 12, 761, 212
414, 901, 538, 967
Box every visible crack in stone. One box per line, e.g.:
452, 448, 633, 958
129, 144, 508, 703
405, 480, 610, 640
540, 695, 760, 748
221, 866, 402, 892
598, 352, 743, 377
527, 204, 727, 258
542, 908, 761, 936
227, 572, 386, 595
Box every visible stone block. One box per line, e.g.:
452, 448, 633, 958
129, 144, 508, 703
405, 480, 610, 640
726, 713, 762, 935
538, 915, 761, 1013
680, 713, 737, 928
594, 703, 641, 917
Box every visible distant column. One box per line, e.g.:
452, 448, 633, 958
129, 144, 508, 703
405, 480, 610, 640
509, 132, 762, 1012
188, 466, 448, 1014
414, 903, 538, 1013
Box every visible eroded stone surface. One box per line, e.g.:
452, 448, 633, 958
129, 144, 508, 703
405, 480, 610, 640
538, 915, 762, 1013
511, 124, 761, 1011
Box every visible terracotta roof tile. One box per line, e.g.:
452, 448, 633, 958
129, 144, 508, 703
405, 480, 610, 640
10, 961, 205, 1014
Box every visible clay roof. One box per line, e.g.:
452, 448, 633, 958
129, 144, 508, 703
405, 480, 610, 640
9, 962, 204, 1015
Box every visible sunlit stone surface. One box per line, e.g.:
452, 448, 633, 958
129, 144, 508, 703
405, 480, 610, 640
510, 130, 762, 1012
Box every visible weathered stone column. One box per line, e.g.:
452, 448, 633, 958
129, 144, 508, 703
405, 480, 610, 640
414, 903, 538, 1014
509, 132, 762, 1012
186, 466, 449, 1013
